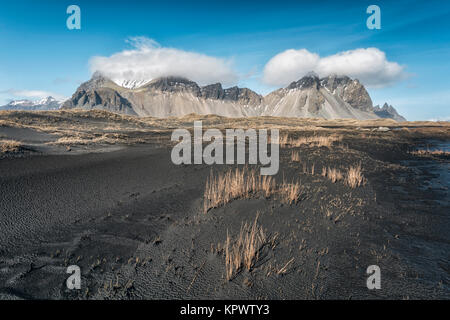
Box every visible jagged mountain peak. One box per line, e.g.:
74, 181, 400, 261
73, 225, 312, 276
200, 83, 224, 99
37, 96, 57, 104
223, 86, 262, 105
143, 76, 200, 92
280, 74, 372, 112
287, 73, 357, 91
130, 76, 262, 105
374, 103, 406, 121
79, 72, 119, 91
199, 83, 262, 105
287, 73, 320, 90
382, 102, 396, 112
320, 74, 354, 88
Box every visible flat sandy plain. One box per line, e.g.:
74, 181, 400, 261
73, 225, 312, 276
0, 110, 449, 299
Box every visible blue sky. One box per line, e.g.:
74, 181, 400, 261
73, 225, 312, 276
0, 0, 449, 120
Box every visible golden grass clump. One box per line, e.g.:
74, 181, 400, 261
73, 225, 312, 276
225, 215, 266, 280
203, 167, 276, 213
345, 163, 365, 188
0, 139, 23, 153
203, 167, 302, 213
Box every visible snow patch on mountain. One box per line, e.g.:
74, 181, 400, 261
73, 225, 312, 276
116, 79, 152, 89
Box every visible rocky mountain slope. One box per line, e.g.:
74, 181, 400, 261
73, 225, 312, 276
62, 72, 405, 120
260, 74, 379, 119
0, 96, 63, 111
62, 74, 261, 117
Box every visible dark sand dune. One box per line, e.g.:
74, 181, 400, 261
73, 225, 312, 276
0, 132, 449, 300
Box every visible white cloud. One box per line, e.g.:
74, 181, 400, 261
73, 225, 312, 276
263, 48, 407, 88
90, 37, 239, 86
1, 89, 66, 101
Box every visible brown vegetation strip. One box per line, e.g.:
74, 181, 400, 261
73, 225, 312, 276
0, 139, 23, 153
411, 149, 449, 156
280, 133, 342, 148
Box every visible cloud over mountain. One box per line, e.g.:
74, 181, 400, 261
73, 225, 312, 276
262, 48, 407, 88
89, 37, 239, 87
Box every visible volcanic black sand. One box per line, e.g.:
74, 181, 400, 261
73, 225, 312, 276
0, 120, 449, 300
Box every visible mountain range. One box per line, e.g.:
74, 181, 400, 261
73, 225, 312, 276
0, 96, 62, 111
61, 72, 405, 120
1, 72, 406, 121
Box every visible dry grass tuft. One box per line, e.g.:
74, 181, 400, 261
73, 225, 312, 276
203, 167, 302, 213
291, 151, 301, 162
320, 164, 365, 188
279, 133, 290, 146
225, 215, 266, 281
345, 163, 365, 188
203, 167, 276, 213
326, 167, 344, 183
0, 139, 23, 153
279, 179, 302, 205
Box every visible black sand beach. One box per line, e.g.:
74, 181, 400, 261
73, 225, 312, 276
0, 116, 448, 299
